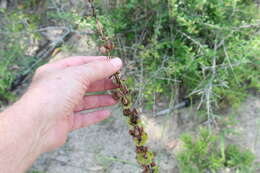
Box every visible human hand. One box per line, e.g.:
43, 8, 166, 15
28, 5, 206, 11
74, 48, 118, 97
18, 56, 122, 152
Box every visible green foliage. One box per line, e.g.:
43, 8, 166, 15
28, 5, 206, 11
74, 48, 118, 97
0, 10, 40, 106
28, 171, 43, 173
0, 4, 89, 106
225, 144, 255, 171
0, 43, 24, 104
99, 0, 260, 109
177, 128, 255, 173
47, 11, 81, 25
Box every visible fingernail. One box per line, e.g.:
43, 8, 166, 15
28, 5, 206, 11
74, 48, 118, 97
110, 58, 122, 67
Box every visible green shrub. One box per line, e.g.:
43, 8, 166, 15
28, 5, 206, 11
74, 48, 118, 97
225, 144, 256, 171
177, 128, 255, 173
96, 0, 260, 112
0, 10, 42, 106
0, 43, 24, 104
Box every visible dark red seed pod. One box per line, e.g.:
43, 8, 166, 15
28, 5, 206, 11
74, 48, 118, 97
132, 119, 139, 125
129, 130, 135, 136
136, 146, 143, 153
137, 127, 144, 134
143, 153, 148, 159
120, 84, 129, 95
137, 146, 148, 153
133, 127, 143, 137
142, 166, 149, 173
130, 118, 138, 125
134, 127, 140, 136
143, 146, 148, 153
123, 108, 131, 116
104, 40, 114, 50
114, 75, 122, 86
138, 146, 144, 150
121, 97, 130, 106
112, 91, 121, 100
151, 162, 156, 167
132, 108, 138, 116
133, 114, 139, 120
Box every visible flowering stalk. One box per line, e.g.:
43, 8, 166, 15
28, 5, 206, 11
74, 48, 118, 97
87, 1, 158, 172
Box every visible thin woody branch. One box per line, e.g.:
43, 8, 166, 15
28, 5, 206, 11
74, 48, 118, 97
87, 1, 158, 172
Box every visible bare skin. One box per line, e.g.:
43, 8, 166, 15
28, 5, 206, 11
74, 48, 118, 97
0, 56, 122, 173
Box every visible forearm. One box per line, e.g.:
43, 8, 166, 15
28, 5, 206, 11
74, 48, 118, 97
0, 95, 43, 173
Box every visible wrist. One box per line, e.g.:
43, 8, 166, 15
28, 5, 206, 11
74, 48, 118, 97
0, 94, 45, 173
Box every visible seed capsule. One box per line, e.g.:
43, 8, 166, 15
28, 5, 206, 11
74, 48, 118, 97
134, 127, 143, 137
143, 153, 148, 159
114, 75, 121, 85
121, 97, 130, 106
123, 108, 132, 116
130, 126, 142, 137
142, 166, 149, 173
129, 130, 135, 136
112, 91, 121, 100
138, 127, 144, 134
136, 146, 143, 153
120, 84, 129, 95
143, 146, 148, 153
132, 108, 138, 116
104, 40, 114, 50
130, 115, 138, 125
136, 146, 148, 153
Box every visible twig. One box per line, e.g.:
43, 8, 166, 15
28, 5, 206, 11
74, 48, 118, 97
223, 42, 240, 85
10, 29, 74, 91
176, 29, 205, 49
201, 22, 260, 31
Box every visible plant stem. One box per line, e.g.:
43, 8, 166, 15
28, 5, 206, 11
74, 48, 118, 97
87, 1, 158, 172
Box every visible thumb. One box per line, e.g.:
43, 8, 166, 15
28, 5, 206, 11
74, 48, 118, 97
72, 57, 122, 85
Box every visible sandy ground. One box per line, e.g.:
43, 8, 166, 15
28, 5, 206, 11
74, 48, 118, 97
226, 96, 260, 161
29, 95, 260, 173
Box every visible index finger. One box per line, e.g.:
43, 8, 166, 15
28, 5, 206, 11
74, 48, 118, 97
72, 58, 122, 85
48, 56, 108, 69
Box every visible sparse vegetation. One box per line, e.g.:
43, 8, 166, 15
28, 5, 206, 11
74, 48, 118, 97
0, 9, 40, 106
177, 128, 255, 173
